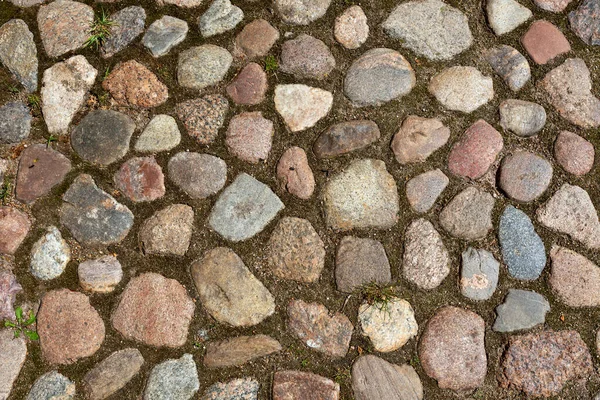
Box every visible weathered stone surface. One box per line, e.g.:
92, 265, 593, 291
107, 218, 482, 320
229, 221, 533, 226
499, 99, 546, 136
403, 218, 450, 290
202, 378, 259, 400
8, 0, 45, 6
569, 0, 600, 45
273, 371, 340, 400
314, 120, 380, 158
176, 94, 229, 144
191, 247, 275, 327
280, 34, 335, 80
405, 169, 449, 213
537, 184, 600, 249
37, 0, 93, 57
198, 0, 243, 38
344, 48, 415, 107
114, 157, 165, 202
177, 45, 232, 90
485, 45, 531, 91
226, 112, 274, 163
499, 330, 593, 397
71, 110, 135, 166
158, 0, 203, 7
287, 299, 353, 358
554, 130, 595, 176
0, 207, 30, 255
0, 270, 21, 320
439, 187, 495, 240
38, 289, 104, 365
60, 174, 134, 246
276, 147, 315, 199
168, 152, 227, 199
550, 245, 600, 307
101, 6, 146, 58
78, 255, 123, 293
204, 335, 282, 368
135, 114, 181, 153
535, 0, 573, 12
499, 151, 553, 202
41, 55, 97, 134
226, 62, 267, 105
0, 102, 31, 144
144, 354, 199, 400
0, 19, 37, 92
103, 60, 168, 108
30, 226, 70, 281
448, 119, 503, 179
493, 289, 550, 332
460, 248, 499, 301
391, 116, 450, 165
324, 159, 398, 230
139, 204, 194, 256
419, 307, 486, 391
487, 0, 532, 35
382, 0, 472, 60
499, 206, 546, 280
27, 371, 75, 400
335, 6, 368, 49
335, 236, 391, 293
429, 67, 494, 113
16, 144, 71, 204
0, 329, 27, 400
274, 84, 333, 132
352, 355, 423, 400
143, 16, 188, 57
359, 298, 417, 352
275, 0, 332, 25
234, 19, 279, 59
112, 272, 195, 347
522, 20, 571, 65
83, 348, 144, 400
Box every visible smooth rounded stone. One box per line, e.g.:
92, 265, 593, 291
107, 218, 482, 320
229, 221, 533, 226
135, 115, 181, 153
460, 248, 499, 301
439, 187, 495, 240
114, 157, 165, 202
273, 371, 340, 400
198, 0, 243, 37
499, 99, 546, 137
71, 110, 135, 166
83, 348, 144, 400
209, 173, 284, 241
234, 19, 279, 59
539, 58, 600, 128
522, 20, 571, 65
324, 159, 398, 230
143, 16, 188, 57
176, 94, 229, 144
485, 45, 531, 91
276, 146, 315, 199
382, 0, 472, 60
192, 247, 275, 327
60, 174, 134, 246
280, 34, 335, 80
335, 236, 391, 293
38, 289, 104, 365
158, 0, 203, 7
554, 131, 595, 176
139, 204, 193, 256
287, 299, 353, 358
226, 112, 273, 163
499, 205, 546, 280
0, 19, 38, 92
335, 6, 368, 49
429, 67, 494, 113
550, 245, 600, 307
274, 84, 333, 132
112, 272, 195, 347
144, 354, 199, 400
487, 0, 532, 35
493, 289, 550, 332
448, 119, 503, 179
16, 145, 71, 204
569, 0, 600, 45
29, 226, 70, 281
499, 151, 553, 202
344, 48, 415, 107
27, 371, 75, 400
535, 0, 573, 12
0, 270, 22, 320
419, 307, 486, 391
177, 45, 232, 90
352, 355, 423, 400
275, 0, 331, 25
403, 218, 450, 290
204, 335, 282, 368
78, 255, 123, 293
202, 378, 259, 400
359, 299, 417, 353
0, 207, 30, 255
0, 102, 31, 144
314, 120, 380, 158
405, 169, 449, 213
37, 0, 93, 57
499, 330, 593, 397
0, 329, 27, 399
103, 60, 168, 108
168, 152, 226, 199
101, 6, 146, 58
41, 55, 97, 134
226, 62, 267, 105
391, 116, 450, 164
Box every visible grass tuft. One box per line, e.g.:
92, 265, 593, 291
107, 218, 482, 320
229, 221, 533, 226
264, 55, 278, 73
85, 9, 116, 49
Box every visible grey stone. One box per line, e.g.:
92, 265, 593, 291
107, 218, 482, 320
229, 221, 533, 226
405, 169, 449, 213
139, 204, 194, 256
460, 248, 499, 301
485, 45, 531, 91
499, 206, 546, 280
144, 354, 199, 400
78, 255, 123, 293
27, 371, 75, 400
352, 355, 423, 400
37, 0, 93, 58
143, 16, 188, 57
8, 0, 44, 6
83, 348, 144, 400
499, 99, 546, 137
177, 45, 232, 90
202, 378, 259, 400
135, 115, 181, 153
101, 6, 146, 58
168, 152, 227, 199
499, 151, 553, 202
313, 120, 380, 158
274, 84, 333, 132
280, 34, 335, 80
486, 0, 532, 35
0, 102, 31, 144
275, 0, 332, 25
30, 226, 70, 281
359, 298, 418, 352
335, 6, 369, 49
0, 19, 37, 92
0, 329, 27, 400
382, 0, 472, 61
0, 270, 21, 320
493, 289, 550, 332
198, 0, 243, 37
335, 236, 392, 293
569, 0, 600, 46
429, 66, 494, 113
439, 187, 495, 241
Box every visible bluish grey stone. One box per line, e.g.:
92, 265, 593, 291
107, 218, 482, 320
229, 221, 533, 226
0, 102, 31, 144
144, 354, 199, 400
0, 19, 38, 92
499, 206, 546, 280
27, 371, 75, 400
460, 248, 499, 301
198, 0, 243, 38
201, 377, 259, 400
493, 289, 550, 332
143, 16, 188, 57
29, 226, 71, 281
101, 6, 146, 58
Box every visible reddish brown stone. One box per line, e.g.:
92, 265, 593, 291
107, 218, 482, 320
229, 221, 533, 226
176, 94, 229, 145
16, 144, 71, 204
102, 60, 168, 108
391, 116, 450, 164
0, 207, 30, 255
276, 147, 315, 199
534, 0, 573, 12
273, 371, 340, 400
114, 156, 165, 202
554, 131, 594, 176
226, 63, 267, 105
225, 112, 274, 163
234, 19, 279, 59
522, 20, 571, 65
204, 335, 282, 368
448, 119, 503, 179
313, 120, 380, 159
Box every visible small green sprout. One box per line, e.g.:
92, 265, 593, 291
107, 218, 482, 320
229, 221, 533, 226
103, 66, 111, 80
0, 182, 11, 205
46, 134, 58, 148
7, 85, 19, 94
264, 55, 278, 73
334, 367, 351, 385
300, 358, 309, 367
85, 9, 116, 49
4, 306, 39, 341
27, 94, 40, 110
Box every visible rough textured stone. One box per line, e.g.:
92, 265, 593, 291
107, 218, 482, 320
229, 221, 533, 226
226, 112, 274, 163
0, 329, 27, 400
16, 144, 71, 204
144, 354, 199, 400
226, 63, 267, 105
522, 20, 571, 65
493, 289, 550, 332
37, 0, 93, 57
273, 371, 340, 400
402, 218, 450, 290
439, 187, 495, 240
26, 371, 75, 400
204, 335, 282, 368
202, 378, 259, 400
287, 299, 353, 358
499, 151, 553, 202
499, 99, 546, 136
359, 299, 417, 352
158, 0, 203, 7
176, 94, 229, 144
280, 34, 335, 80
550, 245, 600, 307
352, 355, 423, 400
177, 45, 232, 90
83, 349, 144, 400
419, 307, 486, 391
569, 0, 600, 45
168, 152, 227, 199
191, 247, 275, 327
78, 255, 123, 293
103, 61, 168, 108
335, 236, 391, 293
29, 226, 70, 281
114, 157, 165, 202
275, 0, 332, 25
429, 67, 494, 113
554, 131, 594, 176
139, 204, 194, 256
335, 6, 368, 49
405, 169, 449, 213
0, 19, 37, 92
382, 0, 472, 60
485, 45, 531, 91
0, 102, 31, 144
487, 0, 532, 35
0, 270, 21, 320
135, 114, 181, 153
198, 0, 243, 37
535, 0, 573, 12
234, 19, 279, 59
112, 272, 195, 347
314, 120, 380, 158
344, 48, 415, 107
143, 16, 188, 57
0, 207, 30, 255
38, 289, 104, 365
391, 116, 450, 164
101, 6, 146, 58
276, 147, 315, 199
448, 119, 503, 179
460, 248, 499, 301
274, 84, 333, 132
8, 0, 45, 6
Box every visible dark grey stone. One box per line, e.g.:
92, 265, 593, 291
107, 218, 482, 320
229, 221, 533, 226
0, 102, 31, 144
143, 16, 188, 57
460, 248, 499, 301
485, 45, 530, 92
101, 6, 146, 58
313, 120, 380, 158
0, 19, 38, 92
27, 371, 75, 400
493, 289, 550, 332
335, 236, 392, 293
